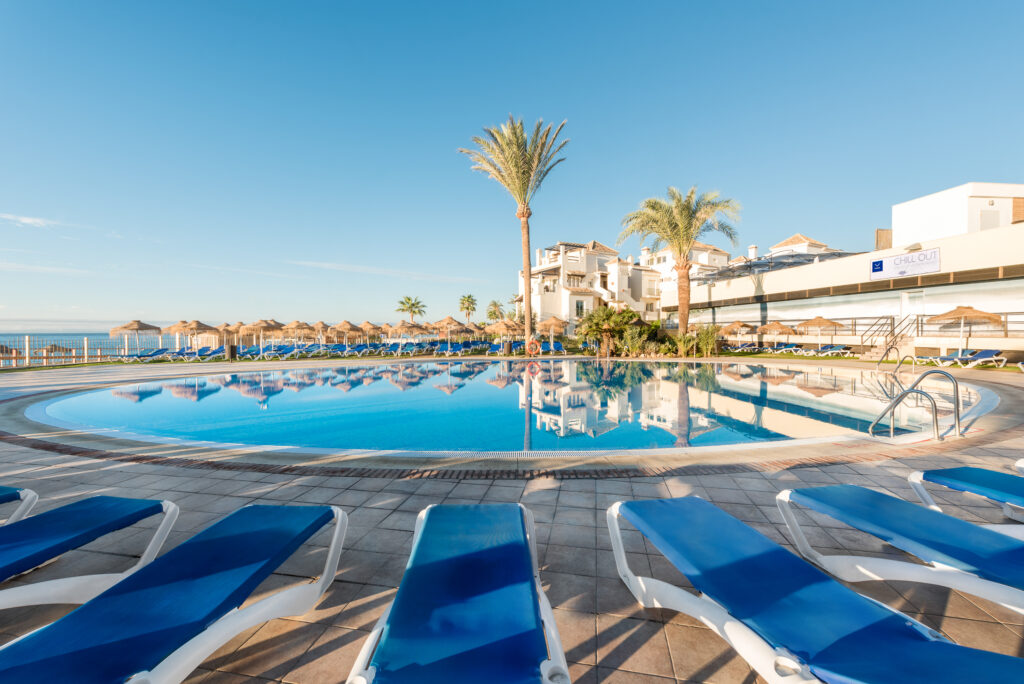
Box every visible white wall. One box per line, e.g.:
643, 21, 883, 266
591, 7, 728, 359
891, 182, 1024, 247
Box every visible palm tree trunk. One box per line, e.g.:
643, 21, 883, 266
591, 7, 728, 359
675, 379, 691, 448
518, 205, 533, 341
675, 260, 692, 335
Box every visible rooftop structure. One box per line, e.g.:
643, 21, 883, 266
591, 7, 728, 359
892, 182, 1024, 247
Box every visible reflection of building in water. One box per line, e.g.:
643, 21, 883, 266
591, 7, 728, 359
512, 359, 963, 442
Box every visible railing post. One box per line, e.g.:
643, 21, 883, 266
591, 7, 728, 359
23, 335, 29, 368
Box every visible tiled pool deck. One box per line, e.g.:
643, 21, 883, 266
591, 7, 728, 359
2, 358, 1024, 683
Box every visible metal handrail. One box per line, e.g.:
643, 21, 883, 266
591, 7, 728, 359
875, 344, 900, 371
902, 369, 962, 437
893, 354, 917, 375
868, 389, 941, 440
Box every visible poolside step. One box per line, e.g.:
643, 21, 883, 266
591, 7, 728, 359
861, 335, 912, 361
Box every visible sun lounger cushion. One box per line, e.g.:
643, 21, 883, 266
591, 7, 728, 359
369, 504, 547, 683
0, 496, 162, 581
0, 486, 21, 506
922, 466, 1024, 509
789, 485, 1024, 589
0, 504, 332, 683
621, 497, 1024, 682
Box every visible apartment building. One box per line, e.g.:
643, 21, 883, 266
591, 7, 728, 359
516, 240, 727, 331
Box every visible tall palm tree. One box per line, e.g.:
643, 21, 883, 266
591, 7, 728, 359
458, 294, 477, 323
486, 300, 504, 322
396, 296, 426, 323
459, 115, 568, 343
619, 186, 739, 335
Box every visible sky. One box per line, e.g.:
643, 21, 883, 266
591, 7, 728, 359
2, 1, 1022, 331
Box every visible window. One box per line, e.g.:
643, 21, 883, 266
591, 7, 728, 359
657, 256, 667, 264
645, 302, 656, 312
566, 275, 583, 287
575, 300, 585, 317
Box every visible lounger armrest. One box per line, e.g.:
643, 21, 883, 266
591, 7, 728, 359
127, 506, 347, 684
0, 499, 178, 611
777, 490, 1024, 616
3, 488, 38, 525
907, 471, 944, 512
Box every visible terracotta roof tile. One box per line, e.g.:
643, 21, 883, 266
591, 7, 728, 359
770, 233, 827, 249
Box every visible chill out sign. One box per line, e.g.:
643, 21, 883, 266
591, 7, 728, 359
869, 247, 940, 281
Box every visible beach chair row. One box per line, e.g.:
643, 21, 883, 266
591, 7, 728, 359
915, 348, 1008, 368
6, 460, 1024, 682
118, 339, 570, 364
724, 342, 854, 356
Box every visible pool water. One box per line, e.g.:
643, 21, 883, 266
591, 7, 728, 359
34, 360, 941, 453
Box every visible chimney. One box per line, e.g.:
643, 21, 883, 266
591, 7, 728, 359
535, 248, 542, 265
747, 244, 758, 259
874, 229, 892, 250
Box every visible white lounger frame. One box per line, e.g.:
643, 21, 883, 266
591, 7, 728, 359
347, 503, 570, 684
777, 490, 1024, 616
124, 505, 347, 684
908, 460, 1024, 541
1, 487, 38, 525
607, 502, 818, 684
0, 500, 179, 611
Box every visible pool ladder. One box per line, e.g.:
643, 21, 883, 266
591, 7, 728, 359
868, 369, 962, 441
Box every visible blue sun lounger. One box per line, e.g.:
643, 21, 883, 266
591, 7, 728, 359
0, 485, 37, 524
0, 495, 178, 612
348, 503, 568, 684
608, 497, 1024, 683
778, 484, 1024, 617
0, 504, 346, 684
909, 462, 1024, 537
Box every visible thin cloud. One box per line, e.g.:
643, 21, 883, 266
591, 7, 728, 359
0, 261, 92, 275
188, 263, 306, 279
288, 260, 483, 284
0, 213, 67, 229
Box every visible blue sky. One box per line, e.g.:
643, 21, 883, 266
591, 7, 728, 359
2, 1, 1022, 331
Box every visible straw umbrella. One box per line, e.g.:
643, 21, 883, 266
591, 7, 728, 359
283, 320, 314, 342
536, 316, 567, 348
927, 306, 1003, 355
359, 321, 383, 342
756, 321, 796, 335
719, 321, 755, 336
395, 321, 430, 338
240, 320, 275, 348
465, 321, 484, 339
161, 320, 188, 350
180, 320, 217, 350
380, 323, 395, 340
795, 316, 846, 349
311, 321, 330, 344
329, 320, 358, 346
110, 320, 161, 355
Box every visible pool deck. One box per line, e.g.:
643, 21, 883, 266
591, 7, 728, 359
2, 357, 1024, 682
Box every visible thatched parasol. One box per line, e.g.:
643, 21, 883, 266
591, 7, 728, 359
178, 320, 216, 336
380, 323, 395, 337
433, 315, 462, 331
395, 321, 430, 337
110, 320, 160, 336
536, 315, 566, 346
331, 320, 360, 345
110, 320, 162, 355
359, 321, 383, 338
283, 320, 314, 334
161, 320, 189, 335
757, 321, 796, 335
720, 321, 755, 335
928, 306, 1003, 354
485, 319, 522, 337
465, 321, 484, 336
796, 316, 846, 347
240, 320, 281, 347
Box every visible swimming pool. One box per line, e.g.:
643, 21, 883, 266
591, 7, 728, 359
29, 360, 974, 454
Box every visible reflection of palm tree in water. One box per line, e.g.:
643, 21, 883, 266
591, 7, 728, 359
577, 361, 654, 403
524, 377, 532, 451
667, 363, 722, 447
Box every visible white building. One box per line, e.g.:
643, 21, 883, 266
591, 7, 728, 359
518, 240, 730, 330
892, 182, 1024, 247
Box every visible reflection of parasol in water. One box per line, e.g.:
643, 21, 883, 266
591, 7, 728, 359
487, 375, 515, 389
162, 378, 221, 402
111, 384, 163, 403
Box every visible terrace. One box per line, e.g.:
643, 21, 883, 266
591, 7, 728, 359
1, 358, 1024, 681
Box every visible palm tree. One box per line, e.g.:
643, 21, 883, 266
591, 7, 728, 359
486, 300, 504, 322
619, 186, 739, 336
396, 296, 426, 323
458, 294, 477, 323
459, 115, 568, 343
